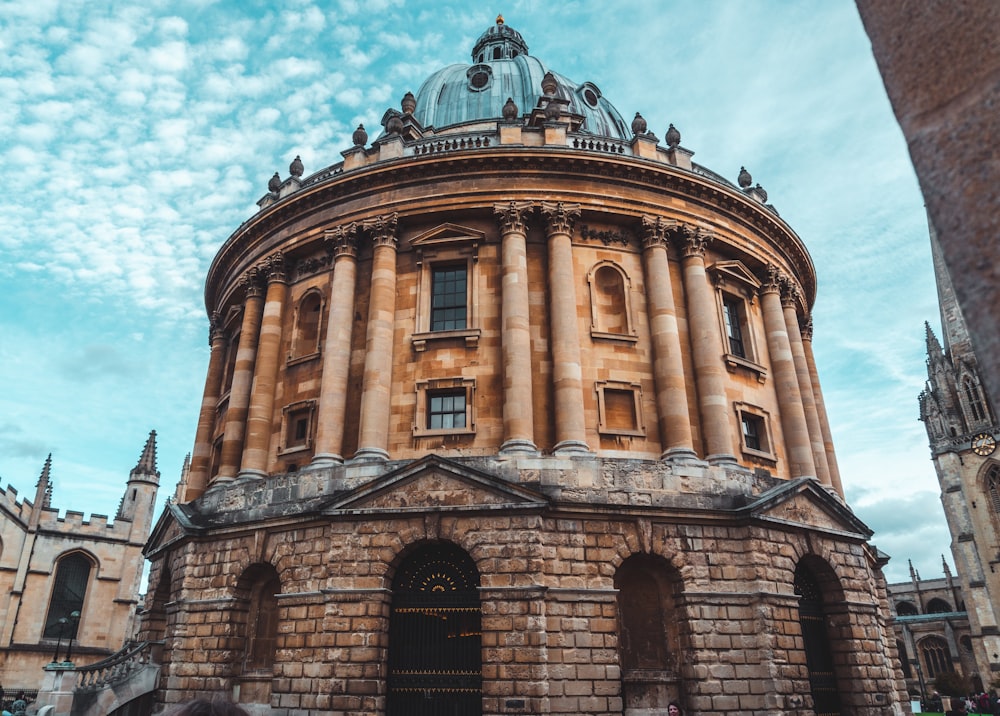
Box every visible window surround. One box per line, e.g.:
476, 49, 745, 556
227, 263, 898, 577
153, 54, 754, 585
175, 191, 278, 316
287, 288, 325, 365
734, 402, 776, 463
587, 261, 638, 343
409, 224, 484, 352
279, 400, 317, 455
595, 380, 645, 437
413, 377, 476, 437
709, 261, 766, 382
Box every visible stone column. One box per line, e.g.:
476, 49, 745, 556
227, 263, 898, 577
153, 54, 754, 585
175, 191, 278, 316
495, 201, 537, 454
801, 319, 844, 496
355, 213, 398, 462
759, 266, 815, 478
312, 224, 359, 467
641, 217, 695, 460
783, 288, 831, 487
215, 268, 266, 483
678, 227, 736, 464
540, 201, 590, 454
185, 313, 227, 500
239, 252, 288, 479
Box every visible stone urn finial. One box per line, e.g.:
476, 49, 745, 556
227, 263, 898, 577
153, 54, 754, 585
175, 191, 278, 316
268, 172, 281, 193
387, 113, 404, 135
289, 155, 304, 178
631, 112, 647, 136
502, 97, 518, 121
353, 124, 368, 147
665, 123, 681, 149
401, 91, 416, 115
754, 183, 768, 202
541, 71, 558, 97
738, 166, 752, 188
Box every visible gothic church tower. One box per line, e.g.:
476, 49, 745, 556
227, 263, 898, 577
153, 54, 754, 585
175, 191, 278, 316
920, 217, 1000, 687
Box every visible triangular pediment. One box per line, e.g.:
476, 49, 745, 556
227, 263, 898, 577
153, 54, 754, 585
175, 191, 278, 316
410, 223, 486, 248
741, 477, 871, 538
325, 455, 547, 514
709, 260, 761, 292
144, 503, 191, 557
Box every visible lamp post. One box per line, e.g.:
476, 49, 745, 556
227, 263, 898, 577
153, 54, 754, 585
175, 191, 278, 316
63, 611, 81, 664
50, 616, 69, 663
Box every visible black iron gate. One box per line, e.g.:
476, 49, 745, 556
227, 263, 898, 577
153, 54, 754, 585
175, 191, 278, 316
388, 543, 482, 716
795, 565, 842, 716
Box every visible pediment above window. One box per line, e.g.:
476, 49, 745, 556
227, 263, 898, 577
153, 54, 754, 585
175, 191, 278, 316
709, 260, 761, 300
410, 223, 487, 250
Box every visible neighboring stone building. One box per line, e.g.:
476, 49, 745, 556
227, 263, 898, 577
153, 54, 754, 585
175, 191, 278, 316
888, 560, 978, 696
919, 218, 1000, 694
0, 433, 159, 689
142, 17, 907, 716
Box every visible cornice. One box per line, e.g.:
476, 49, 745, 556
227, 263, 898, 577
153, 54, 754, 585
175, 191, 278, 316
205, 149, 816, 313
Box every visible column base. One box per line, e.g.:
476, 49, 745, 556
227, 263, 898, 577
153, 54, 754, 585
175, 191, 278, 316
310, 453, 344, 468
706, 453, 739, 467
500, 439, 539, 455
207, 474, 236, 491
352, 447, 390, 463
661, 447, 700, 463
553, 440, 593, 456
235, 469, 267, 482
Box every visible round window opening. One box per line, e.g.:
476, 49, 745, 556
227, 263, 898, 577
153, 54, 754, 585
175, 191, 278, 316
470, 71, 490, 89
584, 88, 599, 107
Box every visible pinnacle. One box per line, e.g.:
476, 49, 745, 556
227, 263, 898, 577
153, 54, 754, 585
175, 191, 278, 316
36, 453, 52, 487
131, 430, 160, 480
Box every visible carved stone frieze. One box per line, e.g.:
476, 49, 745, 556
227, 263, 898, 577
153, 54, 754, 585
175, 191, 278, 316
295, 253, 332, 280
579, 224, 632, 247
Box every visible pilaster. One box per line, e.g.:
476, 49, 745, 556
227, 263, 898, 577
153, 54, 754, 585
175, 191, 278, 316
185, 315, 227, 500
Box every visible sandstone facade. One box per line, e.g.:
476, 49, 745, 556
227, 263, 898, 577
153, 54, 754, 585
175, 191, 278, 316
143, 18, 908, 716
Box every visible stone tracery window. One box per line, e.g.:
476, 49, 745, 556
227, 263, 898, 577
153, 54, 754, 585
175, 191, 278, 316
985, 464, 1000, 514
919, 635, 953, 679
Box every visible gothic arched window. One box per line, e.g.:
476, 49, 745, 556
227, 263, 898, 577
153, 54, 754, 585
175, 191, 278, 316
964, 376, 987, 423
44, 552, 92, 638
895, 600, 919, 616
926, 598, 952, 614
986, 465, 1000, 514
920, 636, 953, 679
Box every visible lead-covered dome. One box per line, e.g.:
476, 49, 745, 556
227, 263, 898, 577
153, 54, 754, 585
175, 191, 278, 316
411, 16, 630, 140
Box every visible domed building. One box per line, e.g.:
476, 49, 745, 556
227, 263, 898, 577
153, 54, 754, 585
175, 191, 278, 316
142, 17, 907, 716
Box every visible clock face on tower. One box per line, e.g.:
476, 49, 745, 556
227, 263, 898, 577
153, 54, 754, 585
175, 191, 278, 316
972, 433, 997, 457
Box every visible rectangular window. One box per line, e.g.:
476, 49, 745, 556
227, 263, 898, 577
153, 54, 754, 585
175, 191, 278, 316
723, 297, 746, 358
428, 390, 467, 430
430, 267, 467, 331
280, 401, 316, 453
596, 381, 645, 437
741, 413, 763, 451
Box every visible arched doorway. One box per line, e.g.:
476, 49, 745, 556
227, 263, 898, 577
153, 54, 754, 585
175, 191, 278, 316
795, 562, 843, 716
388, 542, 482, 716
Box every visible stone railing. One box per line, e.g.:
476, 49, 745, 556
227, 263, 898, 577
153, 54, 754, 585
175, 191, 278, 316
410, 134, 495, 155
74, 640, 162, 692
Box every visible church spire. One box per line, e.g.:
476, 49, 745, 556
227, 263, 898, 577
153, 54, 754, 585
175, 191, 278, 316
29, 454, 53, 528
130, 430, 160, 482
929, 214, 972, 357
926, 321, 943, 361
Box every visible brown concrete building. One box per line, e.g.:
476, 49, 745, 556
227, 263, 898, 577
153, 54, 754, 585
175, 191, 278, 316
0, 433, 158, 690
919, 219, 1000, 695
142, 17, 907, 716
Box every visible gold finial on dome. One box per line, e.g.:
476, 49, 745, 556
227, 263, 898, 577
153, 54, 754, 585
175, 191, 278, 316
496, 14, 504, 25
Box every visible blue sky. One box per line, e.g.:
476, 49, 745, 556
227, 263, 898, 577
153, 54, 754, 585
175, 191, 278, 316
0, 0, 945, 584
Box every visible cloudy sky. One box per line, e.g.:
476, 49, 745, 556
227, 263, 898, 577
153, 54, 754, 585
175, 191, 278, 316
0, 0, 946, 584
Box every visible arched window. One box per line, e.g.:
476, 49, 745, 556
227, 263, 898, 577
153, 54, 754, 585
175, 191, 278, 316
588, 262, 634, 339
895, 600, 919, 616
615, 554, 685, 710
388, 543, 481, 716
795, 561, 843, 716
964, 376, 987, 423
44, 553, 92, 638
926, 598, 953, 614
920, 636, 954, 679
289, 291, 323, 360
985, 464, 1000, 514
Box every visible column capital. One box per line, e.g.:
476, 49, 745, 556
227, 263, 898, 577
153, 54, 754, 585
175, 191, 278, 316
363, 212, 398, 249
324, 223, 359, 259
264, 251, 288, 283
640, 215, 675, 250
760, 264, 784, 295
780, 278, 801, 308
494, 201, 534, 234
539, 201, 580, 238
241, 266, 266, 300
801, 315, 814, 341
679, 226, 713, 258
208, 311, 225, 345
